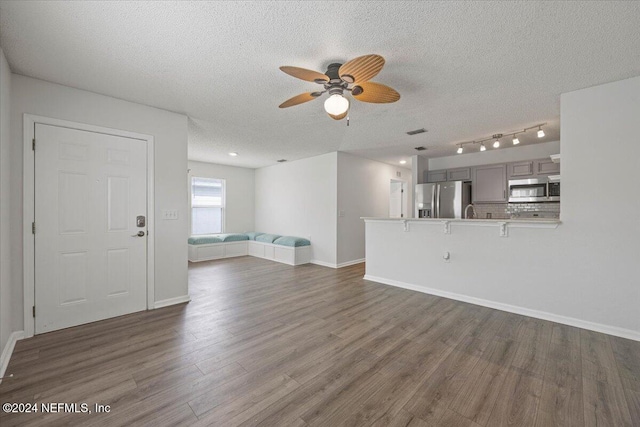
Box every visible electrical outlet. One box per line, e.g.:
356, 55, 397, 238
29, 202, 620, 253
162, 209, 179, 220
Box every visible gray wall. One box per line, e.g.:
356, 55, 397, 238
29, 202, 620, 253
9, 75, 189, 336
0, 49, 13, 354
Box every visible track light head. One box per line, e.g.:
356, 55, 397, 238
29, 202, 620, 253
457, 146, 463, 154
480, 143, 486, 152
512, 136, 520, 145
537, 127, 545, 138
493, 139, 500, 148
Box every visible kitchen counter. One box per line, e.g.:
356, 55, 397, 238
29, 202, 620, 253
361, 215, 568, 339
362, 217, 560, 236
362, 217, 560, 224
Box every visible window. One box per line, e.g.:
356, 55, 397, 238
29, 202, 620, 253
191, 177, 225, 235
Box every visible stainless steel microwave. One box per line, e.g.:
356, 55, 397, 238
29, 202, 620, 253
508, 178, 560, 203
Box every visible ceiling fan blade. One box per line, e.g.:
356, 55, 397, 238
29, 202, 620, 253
328, 111, 348, 121
339, 54, 385, 83
352, 82, 400, 103
279, 66, 329, 83
279, 92, 317, 108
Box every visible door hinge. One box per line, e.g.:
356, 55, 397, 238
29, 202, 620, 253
32, 138, 36, 151
32, 306, 35, 318
32, 222, 36, 234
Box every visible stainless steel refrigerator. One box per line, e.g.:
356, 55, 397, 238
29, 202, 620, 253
415, 181, 471, 218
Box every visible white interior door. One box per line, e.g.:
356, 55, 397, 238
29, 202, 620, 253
35, 123, 148, 334
389, 180, 404, 218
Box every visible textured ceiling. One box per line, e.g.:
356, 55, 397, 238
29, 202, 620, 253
1, 1, 639, 168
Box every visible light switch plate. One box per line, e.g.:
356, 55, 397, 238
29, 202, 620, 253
162, 209, 179, 220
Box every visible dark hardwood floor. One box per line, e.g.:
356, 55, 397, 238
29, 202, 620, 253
1, 256, 639, 426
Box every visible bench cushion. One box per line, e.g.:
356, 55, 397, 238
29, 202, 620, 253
245, 232, 265, 240
188, 236, 223, 245
273, 236, 311, 247
217, 233, 250, 242
188, 233, 249, 244
255, 233, 282, 243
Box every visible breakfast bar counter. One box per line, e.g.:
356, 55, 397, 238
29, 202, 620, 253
361, 216, 574, 333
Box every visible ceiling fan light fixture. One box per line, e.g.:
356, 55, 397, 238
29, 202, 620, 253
351, 85, 364, 96
341, 74, 355, 83
324, 94, 349, 116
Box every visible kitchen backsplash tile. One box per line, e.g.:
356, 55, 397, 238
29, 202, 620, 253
472, 203, 560, 219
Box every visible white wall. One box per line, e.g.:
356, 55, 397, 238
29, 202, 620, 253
337, 152, 412, 265
558, 75, 640, 335
188, 161, 255, 233
429, 140, 560, 170
11, 75, 189, 325
255, 153, 337, 266
365, 76, 640, 339
0, 49, 13, 355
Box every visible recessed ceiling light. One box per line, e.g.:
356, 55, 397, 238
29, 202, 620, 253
229, 152, 238, 156
399, 160, 407, 164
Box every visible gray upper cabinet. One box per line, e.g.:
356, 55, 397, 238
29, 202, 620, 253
535, 159, 560, 175
447, 167, 471, 181
426, 170, 447, 183
473, 164, 507, 203
508, 161, 534, 178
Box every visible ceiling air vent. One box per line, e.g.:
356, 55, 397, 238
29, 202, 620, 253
406, 128, 427, 136
276, 159, 287, 163
414, 146, 427, 151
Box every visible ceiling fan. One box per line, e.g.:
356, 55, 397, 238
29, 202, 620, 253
278, 54, 400, 120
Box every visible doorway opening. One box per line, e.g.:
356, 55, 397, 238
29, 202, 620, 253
389, 179, 407, 218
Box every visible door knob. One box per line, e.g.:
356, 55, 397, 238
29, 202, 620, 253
131, 231, 145, 237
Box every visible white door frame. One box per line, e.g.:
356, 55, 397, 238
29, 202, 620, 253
22, 114, 155, 338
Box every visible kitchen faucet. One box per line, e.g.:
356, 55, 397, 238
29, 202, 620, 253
465, 204, 477, 219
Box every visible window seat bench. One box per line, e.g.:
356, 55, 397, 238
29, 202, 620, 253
188, 233, 311, 266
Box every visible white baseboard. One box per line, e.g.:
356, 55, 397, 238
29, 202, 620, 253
364, 274, 640, 342
1, 331, 25, 383
310, 259, 336, 268
153, 295, 191, 309
337, 258, 365, 268
311, 258, 365, 269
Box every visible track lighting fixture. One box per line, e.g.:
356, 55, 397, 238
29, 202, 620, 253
451, 123, 546, 154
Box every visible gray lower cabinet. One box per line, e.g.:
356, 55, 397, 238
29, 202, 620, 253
473, 164, 507, 203
535, 159, 560, 175
426, 170, 447, 183
508, 161, 534, 178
